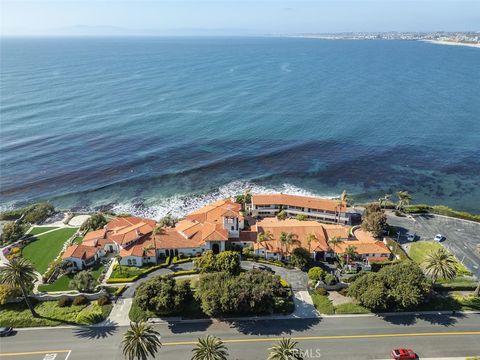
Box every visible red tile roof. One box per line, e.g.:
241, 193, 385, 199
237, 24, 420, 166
252, 194, 346, 213
62, 244, 99, 260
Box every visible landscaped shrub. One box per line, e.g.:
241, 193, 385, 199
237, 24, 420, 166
324, 273, 337, 286
316, 287, 328, 296
0, 222, 27, 245
72, 295, 88, 306
338, 288, 349, 296
97, 295, 110, 305
69, 270, 96, 293
57, 296, 72, 307
308, 267, 326, 281
22, 203, 55, 224
290, 247, 311, 269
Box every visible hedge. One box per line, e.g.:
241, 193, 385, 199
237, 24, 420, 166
248, 257, 294, 269
404, 204, 480, 223
172, 256, 193, 264
170, 269, 198, 277
106, 257, 170, 283
433, 283, 478, 291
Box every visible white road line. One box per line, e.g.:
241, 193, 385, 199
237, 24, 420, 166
64, 350, 72, 360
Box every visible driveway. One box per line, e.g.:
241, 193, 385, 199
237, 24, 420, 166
241, 260, 308, 291
122, 261, 194, 298
387, 212, 480, 279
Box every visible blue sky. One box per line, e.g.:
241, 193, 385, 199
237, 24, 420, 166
1, 0, 479, 36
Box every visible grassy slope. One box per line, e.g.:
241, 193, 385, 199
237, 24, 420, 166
22, 228, 77, 273
409, 241, 471, 275
0, 301, 112, 327
38, 264, 104, 292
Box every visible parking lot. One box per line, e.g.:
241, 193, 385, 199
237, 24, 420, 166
0, 350, 72, 360
387, 212, 480, 279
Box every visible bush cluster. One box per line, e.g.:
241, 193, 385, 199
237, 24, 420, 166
57, 296, 72, 307
308, 267, 327, 281
195, 270, 287, 316
194, 250, 241, 275
72, 295, 88, 306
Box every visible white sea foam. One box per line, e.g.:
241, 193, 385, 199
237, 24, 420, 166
111, 181, 340, 220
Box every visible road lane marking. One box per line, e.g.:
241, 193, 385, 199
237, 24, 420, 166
162, 331, 480, 346
0, 350, 71, 357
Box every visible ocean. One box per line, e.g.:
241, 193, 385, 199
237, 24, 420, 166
1, 37, 479, 217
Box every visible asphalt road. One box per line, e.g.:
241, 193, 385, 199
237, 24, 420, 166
387, 213, 480, 279
1, 313, 479, 359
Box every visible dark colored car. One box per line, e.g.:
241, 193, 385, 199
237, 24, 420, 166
390, 348, 417, 359
0, 327, 14, 337
257, 265, 275, 274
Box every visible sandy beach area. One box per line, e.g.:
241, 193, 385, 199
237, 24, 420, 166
422, 40, 480, 48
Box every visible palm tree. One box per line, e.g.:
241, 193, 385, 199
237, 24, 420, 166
257, 231, 273, 259
191, 335, 228, 360
379, 194, 392, 210
153, 225, 165, 235
268, 338, 303, 360
115, 254, 123, 274
328, 236, 343, 255
279, 232, 288, 259
422, 248, 457, 284
306, 233, 317, 253
344, 245, 358, 266
0, 257, 38, 317
122, 321, 162, 360
396, 191, 412, 212
283, 233, 298, 256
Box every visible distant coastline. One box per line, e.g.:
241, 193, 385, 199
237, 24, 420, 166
421, 39, 480, 48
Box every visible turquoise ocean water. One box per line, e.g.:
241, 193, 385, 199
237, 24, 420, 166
1, 37, 479, 217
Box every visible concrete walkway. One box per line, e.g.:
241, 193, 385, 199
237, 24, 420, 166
103, 297, 133, 326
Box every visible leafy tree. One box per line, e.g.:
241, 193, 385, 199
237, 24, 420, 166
295, 214, 308, 221
0, 284, 21, 305
242, 244, 254, 258
80, 213, 107, 232
215, 251, 241, 275
348, 261, 431, 311
122, 321, 162, 360
276, 210, 287, 221
235, 189, 252, 211
268, 338, 303, 360
152, 225, 165, 235
1, 222, 26, 244
396, 191, 413, 212
195, 250, 240, 275
290, 247, 310, 269
422, 248, 457, 284
22, 203, 55, 224
135, 276, 191, 316
69, 270, 96, 293
158, 214, 177, 228
307, 267, 326, 281
195, 270, 284, 316
361, 204, 387, 238
195, 250, 217, 273
191, 335, 229, 360
0, 257, 38, 317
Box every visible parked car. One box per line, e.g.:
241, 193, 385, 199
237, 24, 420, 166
0, 327, 13, 337
434, 234, 446, 242
257, 265, 275, 274
390, 348, 417, 359
406, 233, 416, 241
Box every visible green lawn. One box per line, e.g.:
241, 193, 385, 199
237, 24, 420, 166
28, 227, 59, 235
409, 241, 472, 276
74, 236, 84, 244
110, 264, 150, 279
0, 300, 112, 327
334, 302, 370, 314
310, 292, 335, 315
22, 228, 78, 273
38, 264, 105, 292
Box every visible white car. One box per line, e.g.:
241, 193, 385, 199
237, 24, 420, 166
434, 234, 445, 242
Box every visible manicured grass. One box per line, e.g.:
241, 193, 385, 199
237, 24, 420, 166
334, 303, 370, 314
385, 238, 408, 260
38, 265, 105, 292
409, 241, 472, 276
110, 265, 145, 279
0, 300, 112, 327
28, 227, 59, 235
74, 236, 84, 244
22, 228, 77, 273
310, 292, 335, 315
129, 297, 207, 322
